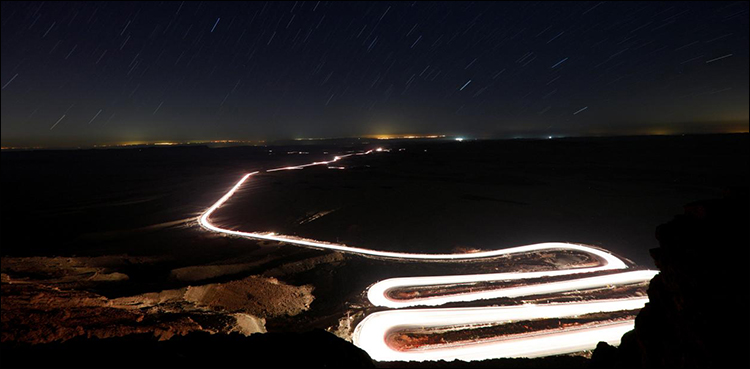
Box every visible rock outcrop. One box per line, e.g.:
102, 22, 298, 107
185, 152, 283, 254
1, 268, 316, 344
592, 189, 749, 368
1, 330, 375, 368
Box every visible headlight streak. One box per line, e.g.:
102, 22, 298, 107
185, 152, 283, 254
368, 270, 658, 308
197, 149, 658, 361
353, 298, 649, 361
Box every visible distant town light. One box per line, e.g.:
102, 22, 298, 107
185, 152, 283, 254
455, 137, 464, 142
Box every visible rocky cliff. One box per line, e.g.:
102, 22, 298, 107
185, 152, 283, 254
592, 189, 749, 368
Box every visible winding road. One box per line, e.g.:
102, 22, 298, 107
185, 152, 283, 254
198, 148, 657, 361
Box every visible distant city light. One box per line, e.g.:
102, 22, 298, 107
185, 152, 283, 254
455, 137, 464, 142
369, 134, 446, 140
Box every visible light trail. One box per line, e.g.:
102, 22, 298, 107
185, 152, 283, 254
368, 269, 657, 308
199, 156, 629, 263
197, 149, 657, 361
353, 299, 647, 361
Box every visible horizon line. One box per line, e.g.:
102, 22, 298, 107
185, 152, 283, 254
2, 131, 747, 151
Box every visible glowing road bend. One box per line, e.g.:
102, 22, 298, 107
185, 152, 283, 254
368, 269, 657, 308
354, 298, 649, 361
198, 150, 658, 361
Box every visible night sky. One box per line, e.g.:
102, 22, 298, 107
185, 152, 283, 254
1, 1, 748, 147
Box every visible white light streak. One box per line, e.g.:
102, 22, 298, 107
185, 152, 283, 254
705, 53, 733, 64
42, 22, 55, 38
87, 109, 103, 124
551, 57, 569, 68
410, 35, 422, 48
153, 101, 164, 115
120, 20, 131, 36
353, 299, 647, 361
95, 50, 108, 65
547, 31, 565, 44
2, 73, 18, 90
459, 80, 472, 91
200, 175, 626, 263
367, 270, 657, 308
49, 115, 65, 130
379, 6, 391, 22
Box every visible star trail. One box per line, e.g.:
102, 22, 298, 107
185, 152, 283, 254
1, 1, 747, 147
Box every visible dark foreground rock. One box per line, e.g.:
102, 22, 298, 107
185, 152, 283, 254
0, 327, 593, 369
591, 189, 749, 368
0, 329, 374, 368
374, 356, 589, 368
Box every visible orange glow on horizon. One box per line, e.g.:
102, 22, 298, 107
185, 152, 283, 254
366, 134, 447, 140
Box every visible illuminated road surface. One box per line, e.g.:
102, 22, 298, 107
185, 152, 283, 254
198, 149, 657, 361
